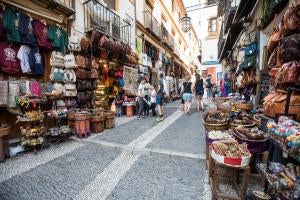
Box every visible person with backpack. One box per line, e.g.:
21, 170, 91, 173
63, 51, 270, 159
156, 73, 165, 122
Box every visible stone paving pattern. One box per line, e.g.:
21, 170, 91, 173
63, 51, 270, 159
0, 145, 120, 200
94, 107, 178, 145
107, 154, 205, 200
0, 102, 212, 200
147, 109, 205, 154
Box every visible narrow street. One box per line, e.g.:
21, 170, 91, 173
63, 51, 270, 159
0, 101, 212, 200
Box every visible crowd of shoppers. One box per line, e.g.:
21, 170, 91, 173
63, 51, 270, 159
136, 72, 216, 120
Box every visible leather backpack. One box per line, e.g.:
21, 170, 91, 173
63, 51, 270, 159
99, 35, 109, 49
77, 79, 86, 91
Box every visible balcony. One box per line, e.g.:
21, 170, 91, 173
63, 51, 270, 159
83, 0, 131, 42
144, 11, 161, 39
223, 0, 239, 34
161, 25, 174, 50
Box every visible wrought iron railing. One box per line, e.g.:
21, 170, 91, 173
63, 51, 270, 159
144, 11, 161, 39
83, 0, 131, 43
161, 25, 174, 50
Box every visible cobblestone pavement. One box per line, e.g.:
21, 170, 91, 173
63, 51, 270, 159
0, 101, 211, 200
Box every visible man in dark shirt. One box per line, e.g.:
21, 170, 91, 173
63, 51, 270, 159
156, 73, 164, 122
206, 74, 213, 98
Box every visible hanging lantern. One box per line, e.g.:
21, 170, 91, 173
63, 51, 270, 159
180, 14, 191, 32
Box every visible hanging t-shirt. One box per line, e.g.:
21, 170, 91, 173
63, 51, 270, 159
47, 24, 68, 51
17, 45, 31, 74
0, 42, 21, 73
2, 7, 20, 43
19, 14, 37, 46
29, 48, 44, 75
33, 20, 52, 49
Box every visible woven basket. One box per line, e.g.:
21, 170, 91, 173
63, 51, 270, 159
230, 121, 256, 129
90, 115, 105, 122
238, 103, 254, 111
253, 116, 262, 128
217, 105, 231, 113
202, 119, 228, 131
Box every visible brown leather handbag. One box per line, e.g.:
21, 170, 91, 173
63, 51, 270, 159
91, 30, 101, 47
77, 79, 86, 91
263, 90, 300, 120
76, 55, 85, 68
76, 68, 88, 79
80, 35, 90, 51
90, 68, 98, 79
266, 22, 287, 53
283, 6, 300, 31
112, 40, 122, 59
275, 61, 300, 84
279, 34, 300, 63
99, 35, 109, 49
92, 58, 98, 69
100, 49, 109, 60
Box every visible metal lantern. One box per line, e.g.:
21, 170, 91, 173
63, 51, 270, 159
181, 14, 191, 32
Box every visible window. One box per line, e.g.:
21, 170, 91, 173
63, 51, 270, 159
145, 0, 153, 12
207, 0, 217, 5
208, 18, 217, 32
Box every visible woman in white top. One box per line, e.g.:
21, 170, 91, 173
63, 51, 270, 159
149, 85, 157, 117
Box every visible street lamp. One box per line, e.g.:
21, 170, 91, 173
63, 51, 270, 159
181, 1, 219, 32
180, 14, 191, 32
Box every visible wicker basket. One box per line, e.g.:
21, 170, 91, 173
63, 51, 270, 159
217, 105, 231, 113
238, 103, 254, 111
253, 116, 262, 128
230, 121, 256, 129
202, 119, 228, 131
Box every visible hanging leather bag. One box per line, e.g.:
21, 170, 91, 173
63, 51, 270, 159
90, 68, 98, 79
283, 6, 300, 31
76, 68, 88, 80
267, 21, 287, 53
76, 55, 86, 68
275, 61, 300, 84
77, 79, 86, 91
263, 90, 300, 120
99, 35, 109, 49
279, 34, 300, 63
80, 35, 90, 51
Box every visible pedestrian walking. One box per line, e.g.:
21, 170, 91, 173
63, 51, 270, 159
156, 73, 165, 122
205, 74, 213, 98
181, 75, 193, 115
137, 77, 148, 119
194, 74, 204, 111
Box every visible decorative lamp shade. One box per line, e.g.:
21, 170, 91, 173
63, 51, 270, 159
181, 14, 191, 32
